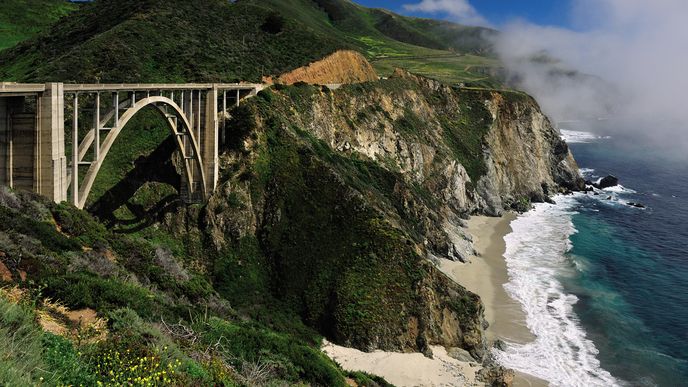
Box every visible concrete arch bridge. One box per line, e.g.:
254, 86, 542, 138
0, 83, 262, 208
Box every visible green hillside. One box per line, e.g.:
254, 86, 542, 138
0, 0, 78, 51
0, 0, 502, 85
250, 0, 501, 84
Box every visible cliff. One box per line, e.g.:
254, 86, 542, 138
0, 70, 582, 385
193, 70, 582, 363
226, 70, 581, 263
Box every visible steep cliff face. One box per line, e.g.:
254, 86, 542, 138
188, 70, 583, 363
238, 70, 582, 260
479, 91, 584, 214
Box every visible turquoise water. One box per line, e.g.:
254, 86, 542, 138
565, 131, 688, 385
494, 123, 688, 386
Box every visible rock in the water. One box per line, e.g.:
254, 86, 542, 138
447, 347, 476, 362
595, 175, 619, 189
628, 202, 646, 208
493, 339, 508, 351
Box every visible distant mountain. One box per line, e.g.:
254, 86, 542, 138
0, 0, 498, 84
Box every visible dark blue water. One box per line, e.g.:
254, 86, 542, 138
563, 123, 688, 386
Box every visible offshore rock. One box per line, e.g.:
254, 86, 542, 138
595, 175, 619, 189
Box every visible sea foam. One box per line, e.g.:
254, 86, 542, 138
494, 195, 622, 386
560, 129, 611, 144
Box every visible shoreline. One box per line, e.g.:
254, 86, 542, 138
322, 213, 548, 386
438, 214, 534, 344
438, 215, 547, 387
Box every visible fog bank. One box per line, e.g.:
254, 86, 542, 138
494, 0, 688, 150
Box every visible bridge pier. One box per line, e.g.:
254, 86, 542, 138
202, 86, 218, 195
37, 83, 68, 203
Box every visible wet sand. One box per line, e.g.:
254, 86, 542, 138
438, 215, 547, 387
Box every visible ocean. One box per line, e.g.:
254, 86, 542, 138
494, 121, 688, 386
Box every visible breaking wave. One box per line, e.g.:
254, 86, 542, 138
494, 195, 623, 387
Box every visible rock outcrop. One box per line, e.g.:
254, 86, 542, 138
192, 69, 584, 366
594, 175, 619, 189
276, 50, 379, 85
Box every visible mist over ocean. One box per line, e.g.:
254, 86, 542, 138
496, 120, 688, 386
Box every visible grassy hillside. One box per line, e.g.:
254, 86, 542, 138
0, 0, 78, 51
0, 0, 346, 83
0, 188, 397, 386
253, 0, 501, 84
0, 0, 503, 85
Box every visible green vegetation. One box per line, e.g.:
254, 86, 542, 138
441, 89, 494, 182
239, 106, 423, 346
0, 0, 78, 51
253, 0, 502, 84
0, 0, 345, 82
0, 0, 504, 86
0, 187, 368, 386
372, 53, 503, 87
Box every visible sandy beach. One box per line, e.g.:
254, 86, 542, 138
323, 342, 483, 387
323, 214, 547, 386
438, 215, 547, 387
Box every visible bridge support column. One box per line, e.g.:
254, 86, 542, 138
37, 83, 67, 203
0, 97, 18, 187
202, 86, 218, 196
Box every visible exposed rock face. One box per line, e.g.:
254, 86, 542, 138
276, 50, 379, 85
252, 69, 583, 258
480, 92, 585, 214
184, 69, 582, 367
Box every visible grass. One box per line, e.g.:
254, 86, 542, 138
0, 295, 45, 385
0, 0, 78, 51
0, 0, 345, 83
372, 52, 503, 86
0, 0, 505, 86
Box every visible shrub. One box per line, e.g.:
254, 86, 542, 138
0, 295, 44, 385
90, 348, 181, 386
202, 317, 347, 387
42, 333, 95, 385
261, 13, 285, 34
42, 273, 162, 318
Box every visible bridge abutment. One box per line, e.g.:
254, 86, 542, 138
0, 84, 67, 202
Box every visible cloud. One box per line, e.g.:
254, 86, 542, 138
403, 0, 488, 26
494, 0, 688, 151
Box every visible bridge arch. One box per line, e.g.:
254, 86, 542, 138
76, 96, 206, 209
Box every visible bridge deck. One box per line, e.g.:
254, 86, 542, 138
1, 82, 262, 95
